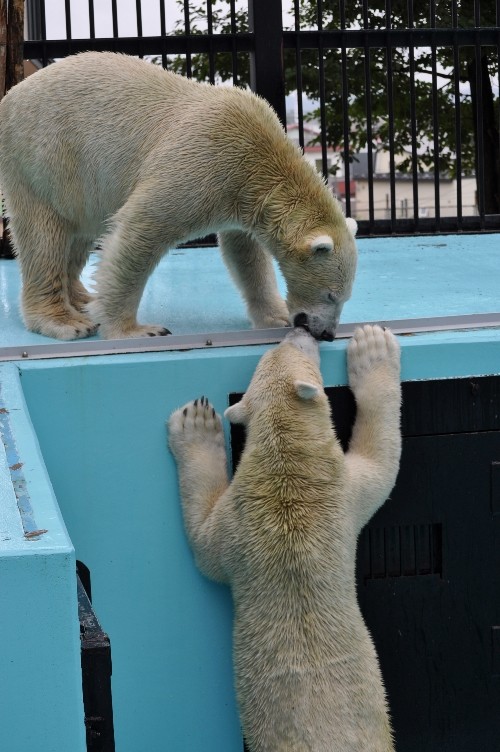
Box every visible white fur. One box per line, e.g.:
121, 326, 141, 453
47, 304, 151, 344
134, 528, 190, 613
168, 325, 402, 751
345, 217, 358, 237
310, 235, 334, 253
0, 52, 357, 340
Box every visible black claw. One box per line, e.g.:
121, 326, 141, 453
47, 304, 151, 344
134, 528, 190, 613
161, 328, 171, 336
194, 398, 198, 407
183, 407, 188, 416
212, 408, 216, 418
147, 331, 156, 337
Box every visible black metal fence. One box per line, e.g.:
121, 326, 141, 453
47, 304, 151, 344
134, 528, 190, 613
22, 0, 500, 236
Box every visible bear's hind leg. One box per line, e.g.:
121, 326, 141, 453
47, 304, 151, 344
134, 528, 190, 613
11, 207, 98, 340
218, 230, 290, 329
67, 236, 95, 313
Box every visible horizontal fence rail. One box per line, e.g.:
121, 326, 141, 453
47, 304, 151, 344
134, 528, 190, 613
17, 0, 500, 237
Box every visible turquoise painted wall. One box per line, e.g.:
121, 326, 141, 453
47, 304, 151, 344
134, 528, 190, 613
12, 327, 500, 752
0, 364, 85, 752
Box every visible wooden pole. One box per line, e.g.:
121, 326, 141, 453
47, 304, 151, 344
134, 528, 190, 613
1, 0, 24, 258
6, 0, 24, 91
0, 0, 6, 98
0, 0, 6, 257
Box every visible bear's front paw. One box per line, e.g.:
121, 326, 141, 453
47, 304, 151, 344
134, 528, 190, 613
348, 324, 400, 394
249, 299, 291, 329
168, 396, 224, 459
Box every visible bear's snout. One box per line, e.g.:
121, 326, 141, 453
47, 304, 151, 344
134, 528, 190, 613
293, 312, 335, 342
293, 312, 310, 332
319, 330, 335, 342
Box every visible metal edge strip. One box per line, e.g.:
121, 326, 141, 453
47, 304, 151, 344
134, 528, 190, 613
0, 313, 499, 362
0, 382, 44, 538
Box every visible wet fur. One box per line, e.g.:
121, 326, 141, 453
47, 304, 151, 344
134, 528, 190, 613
168, 326, 401, 751
0, 52, 357, 340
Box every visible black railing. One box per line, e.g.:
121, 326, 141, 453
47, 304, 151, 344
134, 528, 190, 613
22, 0, 500, 237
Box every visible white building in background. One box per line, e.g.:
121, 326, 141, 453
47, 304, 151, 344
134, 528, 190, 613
353, 149, 478, 221
286, 122, 343, 177
286, 118, 478, 221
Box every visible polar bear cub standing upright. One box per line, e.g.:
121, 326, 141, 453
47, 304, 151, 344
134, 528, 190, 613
0, 51, 357, 341
168, 324, 401, 752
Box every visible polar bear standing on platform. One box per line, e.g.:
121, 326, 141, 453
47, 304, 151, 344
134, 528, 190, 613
0, 52, 357, 341
168, 324, 401, 752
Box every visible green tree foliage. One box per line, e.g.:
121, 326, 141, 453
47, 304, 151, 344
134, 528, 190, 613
166, 0, 500, 212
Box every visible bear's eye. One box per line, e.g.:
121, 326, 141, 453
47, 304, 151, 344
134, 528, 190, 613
327, 292, 337, 303
310, 235, 334, 254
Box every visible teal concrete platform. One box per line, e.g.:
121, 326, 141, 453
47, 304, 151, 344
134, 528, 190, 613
0, 234, 499, 752
0, 233, 499, 348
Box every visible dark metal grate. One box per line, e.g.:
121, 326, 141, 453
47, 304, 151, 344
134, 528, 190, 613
359, 523, 443, 581
77, 561, 116, 752
21, 1, 500, 236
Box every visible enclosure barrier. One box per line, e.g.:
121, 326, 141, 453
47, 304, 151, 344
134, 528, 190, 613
21, 0, 500, 236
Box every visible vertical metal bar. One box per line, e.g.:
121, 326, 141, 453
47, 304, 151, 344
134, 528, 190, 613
430, 0, 441, 228
40, 0, 47, 65
64, 0, 72, 53
452, 0, 463, 227
294, 0, 305, 148
474, 0, 481, 27
497, 1, 500, 220
183, 0, 192, 77
473, 0, 485, 221
136, 0, 143, 36
407, 0, 420, 229
339, 0, 351, 216
88, 0, 95, 40
248, 0, 286, 126
25, 0, 41, 41
206, 0, 216, 84
317, 0, 329, 182
362, 0, 375, 228
229, 0, 238, 86
385, 0, 397, 230
111, 0, 119, 38
159, 0, 168, 69
136, 0, 143, 57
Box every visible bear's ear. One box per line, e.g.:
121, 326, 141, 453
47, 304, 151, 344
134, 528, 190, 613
224, 401, 248, 424
310, 235, 334, 254
345, 217, 358, 236
294, 380, 320, 401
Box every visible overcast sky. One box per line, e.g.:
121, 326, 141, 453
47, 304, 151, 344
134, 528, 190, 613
44, 0, 295, 38
45, 0, 185, 38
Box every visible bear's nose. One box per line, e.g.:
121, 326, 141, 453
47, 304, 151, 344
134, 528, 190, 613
320, 330, 335, 342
